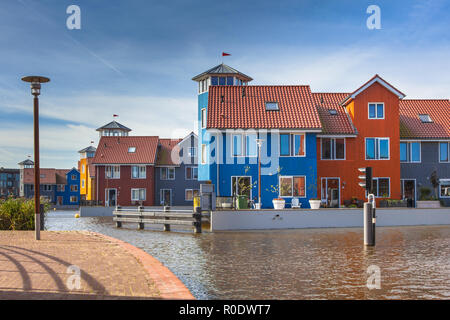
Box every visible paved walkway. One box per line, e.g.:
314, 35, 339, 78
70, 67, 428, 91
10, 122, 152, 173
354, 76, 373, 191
0, 231, 194, 299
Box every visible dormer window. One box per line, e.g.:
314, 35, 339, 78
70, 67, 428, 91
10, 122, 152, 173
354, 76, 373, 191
368, 103, 384, 119
265, 102, 279, 111
128, 147, 136, 153
418, 114, 432, 123
328, 109, 337, 115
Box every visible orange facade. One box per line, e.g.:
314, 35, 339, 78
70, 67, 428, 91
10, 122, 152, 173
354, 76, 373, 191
317, 81, 402, 206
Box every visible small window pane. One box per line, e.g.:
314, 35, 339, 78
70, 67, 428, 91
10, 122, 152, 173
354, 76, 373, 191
168, 168, 175, 179
378, 179, 390, 197
369, 104, 376, 118
335, 139, 345, 159
366, 138, 375, 159
377, 104, 384, 118
211, 77, 218, 86
233, 135, 242, 156
265, 102, 279, 110
294, 135, 304, 156
280, 177, 292, 197
293, 177, 305, 197
322, 138, 331, 159
379, 139, 389, 159
411, 143, 420, 162
246, 134, 257, 156
400, 143, 408, 162
280, 134, 290, 156
186, 167, 192, 179
440, 143, 449, 162
226, 76, 233, 85
219, 77, 226, 85
161, 168, 167, 180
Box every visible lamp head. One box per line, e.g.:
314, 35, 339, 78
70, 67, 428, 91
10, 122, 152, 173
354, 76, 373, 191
21, 76, 50, 96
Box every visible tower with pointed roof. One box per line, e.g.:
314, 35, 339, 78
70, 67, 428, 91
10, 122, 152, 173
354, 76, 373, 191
78, 145, 97, 201
96, 120, 131, 138
192, 63, 253, 183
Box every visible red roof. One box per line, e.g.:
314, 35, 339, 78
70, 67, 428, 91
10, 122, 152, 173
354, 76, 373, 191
312, 93, 356, 135
399, 99, 450, 139
23, 168, 70, 185
156, 138, 183, 166
92, 136, 159, 164
207, 86, 322, 129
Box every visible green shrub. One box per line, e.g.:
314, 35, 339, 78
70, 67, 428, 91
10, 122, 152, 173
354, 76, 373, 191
0, 197, 50, 230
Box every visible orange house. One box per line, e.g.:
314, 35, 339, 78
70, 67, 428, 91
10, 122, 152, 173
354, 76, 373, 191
315, 75, 405, 207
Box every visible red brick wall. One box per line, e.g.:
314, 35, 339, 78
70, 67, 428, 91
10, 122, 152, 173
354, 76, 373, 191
96, 165, 155, 206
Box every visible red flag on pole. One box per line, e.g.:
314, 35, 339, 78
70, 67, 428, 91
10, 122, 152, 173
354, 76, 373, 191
222, 52, 231, 56
113, 114, 118, 117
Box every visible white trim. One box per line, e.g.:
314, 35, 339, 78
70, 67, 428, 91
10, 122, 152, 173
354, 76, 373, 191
201, 144, 207, 164
366, 177, 391, 198
400, 142, 421, 163
349, 77, 406, 101
439, 179, 450, 198
131, 165, 147, 179
400, 139, 450, 142
368, 102, 385, 120
160, 167, 175, 180
185, 188, 199, 201
320, 137, 346, 160
231, 176, 253, 199
131, 188, 146, 201
365, 137, 390, 160
278, 175, 307, 198
105, 165, 120, 179
185, 166, 198, 180
279, 133, 306, 157
320, 177, 341, 206
105, 188, 117, 207
317, 134, 357, 138
438, 142, 450, 163
201, 108, 207, 129
231, 133, 258, 158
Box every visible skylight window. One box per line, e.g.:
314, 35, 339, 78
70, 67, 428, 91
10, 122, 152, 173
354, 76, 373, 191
418, 114, 432, 123
328, 109, 337, 115
128, 147, 136, 153
265, 102, 279, 111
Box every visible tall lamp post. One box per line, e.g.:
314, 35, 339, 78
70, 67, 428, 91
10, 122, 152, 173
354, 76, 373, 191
21, 76, 50, 240
255, 139, 264, 209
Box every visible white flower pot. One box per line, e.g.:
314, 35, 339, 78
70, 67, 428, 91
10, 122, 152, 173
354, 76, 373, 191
272, 199, 285, 210
309, 200, 321, 210
254, 203, 262, 210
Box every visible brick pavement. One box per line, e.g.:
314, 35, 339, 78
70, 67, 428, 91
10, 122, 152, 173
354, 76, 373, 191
0, 231, 194, 299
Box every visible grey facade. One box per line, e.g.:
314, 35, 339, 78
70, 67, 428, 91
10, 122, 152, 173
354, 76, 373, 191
155, 133, 204, 206
400, 141, 450, 206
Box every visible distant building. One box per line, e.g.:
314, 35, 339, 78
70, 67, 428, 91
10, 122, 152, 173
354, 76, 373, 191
18, 159, 80, 207
96, 120, 131, 138
0, 168, 20, 197
78, 146, 97, 201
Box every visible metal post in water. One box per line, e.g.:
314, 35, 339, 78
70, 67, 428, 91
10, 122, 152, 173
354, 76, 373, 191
364, 202, 375, 246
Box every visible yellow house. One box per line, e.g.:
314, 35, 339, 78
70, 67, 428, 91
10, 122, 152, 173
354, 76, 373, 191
78, 146, 96, 201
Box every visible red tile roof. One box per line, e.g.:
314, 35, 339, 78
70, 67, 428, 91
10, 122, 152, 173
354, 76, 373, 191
156, 138, 183, 166
92, 136, 159, 164
207, 86, 322, 129
312, 93, 356, 135
399, 99, 450, 139
23, 168, 70, 185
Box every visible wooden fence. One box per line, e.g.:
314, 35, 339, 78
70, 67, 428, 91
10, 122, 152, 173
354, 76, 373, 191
113, 206, 202, 233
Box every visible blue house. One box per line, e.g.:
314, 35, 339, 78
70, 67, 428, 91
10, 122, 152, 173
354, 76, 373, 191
55, 168, 80, 206
192, 64, 322, 208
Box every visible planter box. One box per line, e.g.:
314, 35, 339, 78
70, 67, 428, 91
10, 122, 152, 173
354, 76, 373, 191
309, 200, 321, 210
416, 200, 441, 208
272, 199, 286, 210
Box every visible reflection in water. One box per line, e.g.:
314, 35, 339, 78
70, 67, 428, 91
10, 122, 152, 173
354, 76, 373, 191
46, 211, 450, 299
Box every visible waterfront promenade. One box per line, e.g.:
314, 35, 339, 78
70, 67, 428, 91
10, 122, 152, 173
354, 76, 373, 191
0, 231, 194, 299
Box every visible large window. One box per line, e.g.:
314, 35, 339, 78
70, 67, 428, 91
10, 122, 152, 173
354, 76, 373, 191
232, 134, 257, 157
366, 138, 389, 160
321, 138, 345, 160
105, 166, 120, 179
131, 166, 146, 179
185, 189, 199, 201
160, 167, 175, 180
368, 103, 384, 119
279, 176, 306, 197
439, 142, 450, 162
70, 185, 78, 192
131, 188, 146, 201
400, 142, 421, 163
280, 133, 305, 157
440, 179, 450, 198
211, 76, 234, 86
369, 178, 390, 197
185, 167, 198, 180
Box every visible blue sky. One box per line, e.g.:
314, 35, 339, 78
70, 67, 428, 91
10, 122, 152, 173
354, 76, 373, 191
0, 0, 449, 168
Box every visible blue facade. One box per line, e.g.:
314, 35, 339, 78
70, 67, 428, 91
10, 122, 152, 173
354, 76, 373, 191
198, 91, 210, 181
55, 169, 80, 206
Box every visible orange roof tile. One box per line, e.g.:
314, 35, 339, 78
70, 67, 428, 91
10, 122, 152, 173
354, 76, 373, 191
312, 93, 356, 135
156, 138, 183, 166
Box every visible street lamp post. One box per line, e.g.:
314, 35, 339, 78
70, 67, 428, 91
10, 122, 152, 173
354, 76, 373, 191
256, 139, 264, 209
21, 76, 50, 240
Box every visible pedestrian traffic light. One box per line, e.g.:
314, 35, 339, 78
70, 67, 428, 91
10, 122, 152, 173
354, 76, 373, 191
358, 167, 373, 193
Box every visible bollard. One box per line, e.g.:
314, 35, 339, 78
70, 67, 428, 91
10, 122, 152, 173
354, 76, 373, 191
138, 206, 144, 230
115, 205, 122, 228
364, 202, 375, 246
372, 207, 376, 244
194, 206, 202, 233
163, 206, 170, 231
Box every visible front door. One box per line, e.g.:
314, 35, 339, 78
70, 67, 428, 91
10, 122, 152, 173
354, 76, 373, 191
57, 196, 63, 206
321, 178, 340, 208
106, 189, 117, 207
160, 189, 172, 206
402, 180, 416, 207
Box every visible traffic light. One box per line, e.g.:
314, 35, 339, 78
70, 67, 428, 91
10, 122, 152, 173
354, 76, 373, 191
358, 167, 373, 194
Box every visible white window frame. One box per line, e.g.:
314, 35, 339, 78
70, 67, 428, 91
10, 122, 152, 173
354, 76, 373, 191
185, 166, 198, 180
160, 167, 175, 180
279, 133, 306, 157
365, 137, 390, 160
201, 108, 207, 129
131, 165, 146, 179
400, 141, 421, 163
131, 188, 146, 201
201, 144, 206, 164
439, 179, 450, 198
105, 165, 120, 179
70, 196, 77, 203
368, 102, 385, 119
438, 142, 450, 163
320, 138, 346, 160
185, 189, 199, 201
188, 147, 197, 157
231, 133, 257, 157
366, 177, 391, 198
231, 176, 253, 199
278, 175, 307, 198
